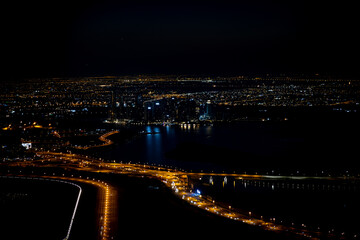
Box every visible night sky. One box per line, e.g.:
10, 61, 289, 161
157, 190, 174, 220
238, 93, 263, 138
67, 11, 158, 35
4, 0, 360, 79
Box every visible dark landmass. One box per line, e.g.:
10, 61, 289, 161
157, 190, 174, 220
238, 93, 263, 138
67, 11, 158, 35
0, 178, 79, 240
67, 127, 140, 157
71, 183, 98, 240
106, 127, 140, 145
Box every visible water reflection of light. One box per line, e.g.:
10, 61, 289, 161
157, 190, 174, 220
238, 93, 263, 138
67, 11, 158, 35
146, 126, 162, 164
205, 126, 213, 135
179, 123, 201, 133
145, 126, 152, 134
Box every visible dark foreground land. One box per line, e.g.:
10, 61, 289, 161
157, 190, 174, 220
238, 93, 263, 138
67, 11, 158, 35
1, 173, 299, 240
0, 178, 79, 240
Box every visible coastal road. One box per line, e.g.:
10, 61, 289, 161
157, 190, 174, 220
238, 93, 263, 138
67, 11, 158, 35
1, 174, 117, 240
5, 151, 358, 240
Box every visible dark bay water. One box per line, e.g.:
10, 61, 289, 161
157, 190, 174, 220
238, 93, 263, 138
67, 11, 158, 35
102, 121, 360, 173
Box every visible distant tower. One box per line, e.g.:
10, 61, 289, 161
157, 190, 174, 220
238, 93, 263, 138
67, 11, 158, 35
144, 101, 153, 123
205, 100, 213, 118
108, 91, 116, 121
144, 99, 164, 123
199, 100, 213, 121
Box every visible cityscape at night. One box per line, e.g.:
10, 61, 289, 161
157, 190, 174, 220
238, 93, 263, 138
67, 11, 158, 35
2, 1, 360, 240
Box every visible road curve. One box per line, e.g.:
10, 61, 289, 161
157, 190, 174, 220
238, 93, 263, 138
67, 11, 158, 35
1, 174, 117, 240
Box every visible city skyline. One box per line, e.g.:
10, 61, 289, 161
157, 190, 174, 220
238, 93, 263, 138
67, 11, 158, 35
2, 1, 360, 239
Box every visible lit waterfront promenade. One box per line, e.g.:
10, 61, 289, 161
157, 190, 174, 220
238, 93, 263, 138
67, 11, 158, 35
73, 130, 119, 150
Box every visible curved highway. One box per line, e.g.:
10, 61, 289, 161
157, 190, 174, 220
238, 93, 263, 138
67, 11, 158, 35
2, 151, 359, 240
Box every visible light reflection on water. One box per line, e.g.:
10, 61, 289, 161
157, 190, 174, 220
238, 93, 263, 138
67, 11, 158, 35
145, 126, 163, 164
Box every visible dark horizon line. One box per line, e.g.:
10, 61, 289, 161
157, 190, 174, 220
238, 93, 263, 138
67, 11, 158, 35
7, 71, 360, 82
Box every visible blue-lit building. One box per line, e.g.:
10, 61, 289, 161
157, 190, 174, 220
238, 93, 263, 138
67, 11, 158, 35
199, 100, 214, 121
144, 100, 165, 123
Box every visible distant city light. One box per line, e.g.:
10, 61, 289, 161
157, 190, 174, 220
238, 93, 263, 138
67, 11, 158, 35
21, 143, 32, 149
